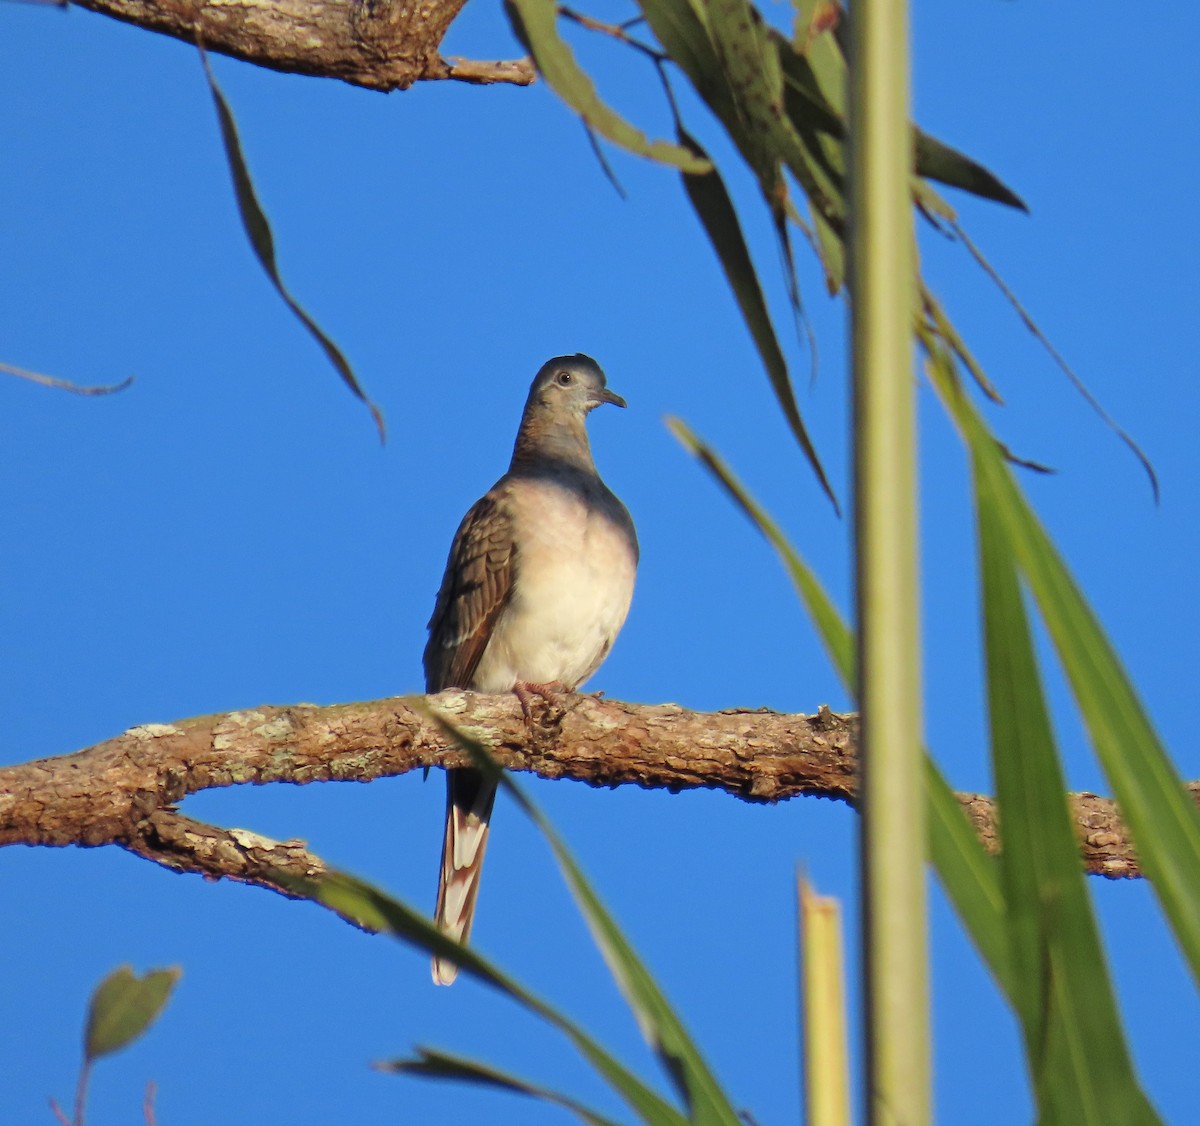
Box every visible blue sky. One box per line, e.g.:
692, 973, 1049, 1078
2, 1, 1197, 1123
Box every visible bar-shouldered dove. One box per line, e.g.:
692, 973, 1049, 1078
423, 354, 638, 985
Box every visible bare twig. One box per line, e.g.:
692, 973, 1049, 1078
949, 220, 1159, 502
558, 6, 667, 61
143, 1080, 157, 1126
74, 1062, 91, 1126
582, 122, 628, 199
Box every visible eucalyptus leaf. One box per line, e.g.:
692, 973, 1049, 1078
675, 130, 838, 512
782, 6, 1025, 210
503, 0, 706, 173
199, 50, 384, 440
914, 131, 1026, 211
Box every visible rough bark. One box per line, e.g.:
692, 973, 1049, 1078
1, 692, 1186, 912
71, 0, 535, 91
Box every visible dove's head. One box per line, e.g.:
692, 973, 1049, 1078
512, 354, 625, 470
524, 354, 626, 419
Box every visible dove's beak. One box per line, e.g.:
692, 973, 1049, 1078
591, 387, 627, 409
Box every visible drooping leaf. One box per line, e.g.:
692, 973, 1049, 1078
709, 0, 846, 241
914, 131, 1026, 211
199, 50, 384, 440
282, 863, 690, 1126
703, 0, 787, 176
640, 0, 846, 287
418, 706, 743, 1126
503, 0, 707, 173
674, 130, 839, 512
637, 0, 732, 119
380, 1048, 626, 1126
976, 458, 1160, 1123
84, 965, 180, 1062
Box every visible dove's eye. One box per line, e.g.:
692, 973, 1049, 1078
556, 371, 573, 386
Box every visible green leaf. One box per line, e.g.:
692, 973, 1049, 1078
637, 0, 735, 122
84, 965, 180, 1062
667, 416, 847, 670
976, 462, 1159, 1123
418, 707, 743, 1126
637, 0, 847, 288
924, 331, 1200, 988
674, 131, 839, 513
381, 1048, 627, 1126
665, 417, 1014, 995
282, 864, 690, 1126
921, 758, 1014, 999
703, 0, 788, 186
641, 0, 847, 428
644, 0, 844, 235
199, 50, 384, 441
503, 0, 707, 173
913, 131, 1027, 211
782, 7, 1026, 211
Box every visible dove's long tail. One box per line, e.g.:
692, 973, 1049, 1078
432, 767, 498, 985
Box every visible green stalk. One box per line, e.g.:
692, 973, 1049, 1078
847, 2, 930, 1123
800, 877, 852, 1126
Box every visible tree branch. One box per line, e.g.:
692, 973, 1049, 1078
70, 0, 535, 91
1, 693, 1186, 911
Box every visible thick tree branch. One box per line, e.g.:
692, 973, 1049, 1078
2, 694, 1190, 909
70, 0, 535, 91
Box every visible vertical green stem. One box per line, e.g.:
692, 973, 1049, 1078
847, 1, 930, 1124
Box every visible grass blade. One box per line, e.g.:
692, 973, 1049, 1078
285, 864, 691, 1126
667, 417, 1013, 994
798, 877, 851, 1126
381, 1048, 627, 1126
419, 706, 743, 1126
976, 461, 1160, 1123
666, 416, 848, 672
925, 334, 1200, 987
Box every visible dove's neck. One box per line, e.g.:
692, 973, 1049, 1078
510, 410, 596, 476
